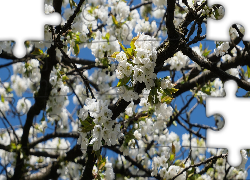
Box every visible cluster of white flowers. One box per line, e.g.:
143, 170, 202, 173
1, 0, 249, 179
180, 0, 203, 8
137, 86, 174, 130
214, 42, 230, 57
72, 84, 87, 105
135, 19, 157, 34
182, 134, 248, 179
151, 131, 183, 179
125, 101, 135, 116
36, 137, 70, 156
161, 76, 174, 89
11, 59, 41, 97
47, 66, 69, 132
0, 128, 22, 173
11, 59, 37, 96
111, 1, 130, 19
44, 4, 55, 14
118, 126, 182, 179
0, 82, 12, 117
77, 98, 122, 153
155, 103, 173, 121
194, 78, 225, 101
182, 134, 206, 160
88, 68, 118, 101
152, 0, 167, 7
16, 97, 31, 114
211, 5, 225, 20
71, 70, 89, 105
71, 21, 89, 41
221, 54, 240, 78
24, 59, 41, 83
195, 90, 208, 101
116, 33, 159, 89
153, 8, 165, 19
210, 78, 225, 97
207, 148, 248, 179
160, 165, 186, 180
165, 51, 190, 71
105, 157, 115, 180
0, 131, 15, 165
29, 121, 47, 135
57, 162, 83, 180
106, 1, 140, 44
192, 46, 203, 70
0, 41, 11, 54
28, 155, 51, 167
138, 89, 151, 112
83, 3, 109, 23
11, 75, 28, 97
117, 87, 139, 102
159, 131, 181, 152
91, 31, 120, 65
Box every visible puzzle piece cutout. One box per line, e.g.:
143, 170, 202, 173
206, 80, 250, 167
0, 0, 61, 58
207, 0, 248, 41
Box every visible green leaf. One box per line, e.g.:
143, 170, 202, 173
95, 149, 101, 157
118, 41, 126, 52
199, 96, 203, 104
130, 35, 139, 50
174, 159, 181, 166
111, 52, 120, 58
46, 107, 53, 113
62, 75, 69, 82
80, 117, 95, 133
117, 76, 130, 87
169, 153, 175, 161
69, 0, 77, 9
247, 66, 250, 79
17, 144, 22, 151
102, 32, 110, 43
40, 116, 45, 122
1, 96, 4, 103
6, 86, 12, 93
188, 174, 201, 180
199, 43, 202, 52
74, 44, 80, 56
37, 157, 44, 163
124, 131, 135, 145
172, 143, 176, 154
97, 155, 106, 170
25, 41, 30, 48
31, 48, 43, 55
163, 89, 172, 97
170, 88, 178, 93
10, 142, 16, 151
105, 32, 110, 41
126, 48, 133, 57
148, 87, 159, 104
203, 48, 211, 57
111, 14, 121, 28
207, 168, 214, 175
161, 96, 173, 104
174, 160, 185, 168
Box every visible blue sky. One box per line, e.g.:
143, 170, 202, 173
0, 0, 250, 178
